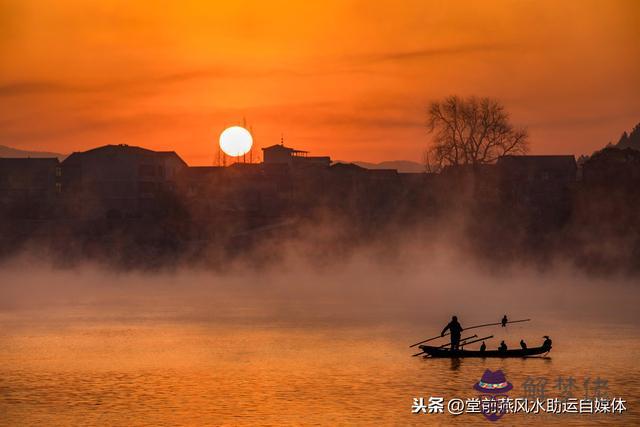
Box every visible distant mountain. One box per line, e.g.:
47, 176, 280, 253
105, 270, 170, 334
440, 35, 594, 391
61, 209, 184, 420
350, 160, 426, 173
0, 145, 66, 160
615, 122, 640, 151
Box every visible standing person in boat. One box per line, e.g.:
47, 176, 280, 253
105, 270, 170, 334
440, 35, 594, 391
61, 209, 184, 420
441, 316, 463, 350
480, 341, 486, 352
499, 341, 508, 352
501, 315, 508, 327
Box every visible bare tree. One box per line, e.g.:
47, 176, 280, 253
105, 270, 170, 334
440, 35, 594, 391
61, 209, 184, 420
425, 96, 528, 171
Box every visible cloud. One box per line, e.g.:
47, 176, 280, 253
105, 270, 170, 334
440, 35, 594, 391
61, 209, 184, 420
527, 111, 640, 130
0, 99, 336, 144
0, 81, 86, 96
309, 112, 422, 129
4, 41, 489, 100
0, 111, 211, 142
351, 43, 515, 65
0, 63, 356, 99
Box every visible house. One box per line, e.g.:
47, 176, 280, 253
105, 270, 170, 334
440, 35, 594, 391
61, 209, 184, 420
497, 155, 576, 184
497, 155, 577, 226
61, 144, 187, 218
262, 143, 331, 168
179, 166, 226, 198
434, 163, 499, 204
581, 147, 640, 187
0, 158, 61, 218
497, 155, 576, 200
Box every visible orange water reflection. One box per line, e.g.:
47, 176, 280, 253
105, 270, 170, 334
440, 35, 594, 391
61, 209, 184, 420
1, 319, 638, 425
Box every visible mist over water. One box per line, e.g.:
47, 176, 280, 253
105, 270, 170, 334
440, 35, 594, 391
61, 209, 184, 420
1, 226, 638, 326
1, 228, 639, 425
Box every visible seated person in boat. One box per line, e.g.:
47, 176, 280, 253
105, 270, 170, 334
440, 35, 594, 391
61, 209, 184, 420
441, 316, 463, 350
499, 341, 507, 352
520, 339, 527, 349
480, 341, 486, 352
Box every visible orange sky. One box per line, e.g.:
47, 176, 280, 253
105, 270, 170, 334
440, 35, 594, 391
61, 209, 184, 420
1, 0, 638, 164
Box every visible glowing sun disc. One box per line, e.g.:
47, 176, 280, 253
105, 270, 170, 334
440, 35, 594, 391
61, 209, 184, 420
219, 126, 253, 157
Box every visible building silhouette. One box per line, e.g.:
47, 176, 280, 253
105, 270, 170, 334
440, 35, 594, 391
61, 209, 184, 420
262, 143, 331, 168
2, 137, 639, 271
497, 155, 577, 227
0, 158, 61, 219
61, 144, 187, 219
0, 142, 587, 224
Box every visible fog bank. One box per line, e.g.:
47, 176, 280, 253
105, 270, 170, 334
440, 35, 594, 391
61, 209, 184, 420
1, 231, 638, 329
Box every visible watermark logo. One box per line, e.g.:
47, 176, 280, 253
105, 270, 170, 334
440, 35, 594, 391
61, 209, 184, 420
411, 372, 628, 420
473, 369, 513, 421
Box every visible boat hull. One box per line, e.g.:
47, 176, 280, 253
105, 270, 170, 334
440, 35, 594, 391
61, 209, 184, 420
419, 345, 551, 358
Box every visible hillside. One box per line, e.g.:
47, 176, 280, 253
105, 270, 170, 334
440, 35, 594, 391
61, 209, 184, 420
615, 122, 640, 150
0, 145, 66, 160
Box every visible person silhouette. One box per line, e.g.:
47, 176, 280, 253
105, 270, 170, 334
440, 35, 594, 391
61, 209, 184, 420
520, 339, 527, 350
480, 341, 486, 352
441, 316, 463, 350
499, 340, 507, 352
501, 314, 508, 327
542, 336, 553, 351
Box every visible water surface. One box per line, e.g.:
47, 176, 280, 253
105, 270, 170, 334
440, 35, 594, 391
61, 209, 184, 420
1, 311, 638, 426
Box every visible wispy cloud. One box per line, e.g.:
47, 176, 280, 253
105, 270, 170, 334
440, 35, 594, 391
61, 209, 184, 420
0, 99, 338, 143
351, 43, 515, 65
0, 63, 359, 98
6, 41, 490, 99
311, 112, 422, 129
0, 81, 87, 96
528, 111, 639, 130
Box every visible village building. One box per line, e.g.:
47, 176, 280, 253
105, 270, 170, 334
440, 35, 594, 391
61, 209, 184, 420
497, 155, 577, 226
0, 141, 600, 235
262, 143, 331, 168
581, 147, 640, 187
0, 158, 61, 218
61, 144, 187, 219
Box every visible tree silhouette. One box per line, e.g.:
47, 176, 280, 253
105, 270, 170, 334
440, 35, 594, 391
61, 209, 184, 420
616, 122, 640, 150
425, 96, 528, 171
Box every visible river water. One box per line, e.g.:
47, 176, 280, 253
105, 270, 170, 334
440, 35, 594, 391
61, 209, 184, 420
1, 313, 638, 425
0, 264, 638, 425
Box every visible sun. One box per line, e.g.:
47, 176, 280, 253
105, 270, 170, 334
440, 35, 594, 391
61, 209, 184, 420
219, 126, 253, 157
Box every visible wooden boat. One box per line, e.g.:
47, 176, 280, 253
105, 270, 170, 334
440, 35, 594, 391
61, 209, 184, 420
419, 344, 551, 358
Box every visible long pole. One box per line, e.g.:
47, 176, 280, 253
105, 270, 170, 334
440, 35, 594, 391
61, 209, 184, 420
459, 335, 493, 348
409, 319, 531, 348
412, 334, 477, 357
438, 334, 477, 348
411, 334, 492, 357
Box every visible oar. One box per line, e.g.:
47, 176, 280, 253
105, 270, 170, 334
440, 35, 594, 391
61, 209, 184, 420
409, 319, 531, 348
411, 334, 477, 357
438, 334, 477, 348
458, 335, 493, 348
411, 335, 493, 358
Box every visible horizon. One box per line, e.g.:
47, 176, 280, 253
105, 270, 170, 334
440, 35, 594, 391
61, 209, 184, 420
1, 0, 638, 165
0, 130, 628, 167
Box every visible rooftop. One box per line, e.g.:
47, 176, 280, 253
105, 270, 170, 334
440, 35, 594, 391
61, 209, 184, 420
63, 144, 187, 166
262, 144, 308, 154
